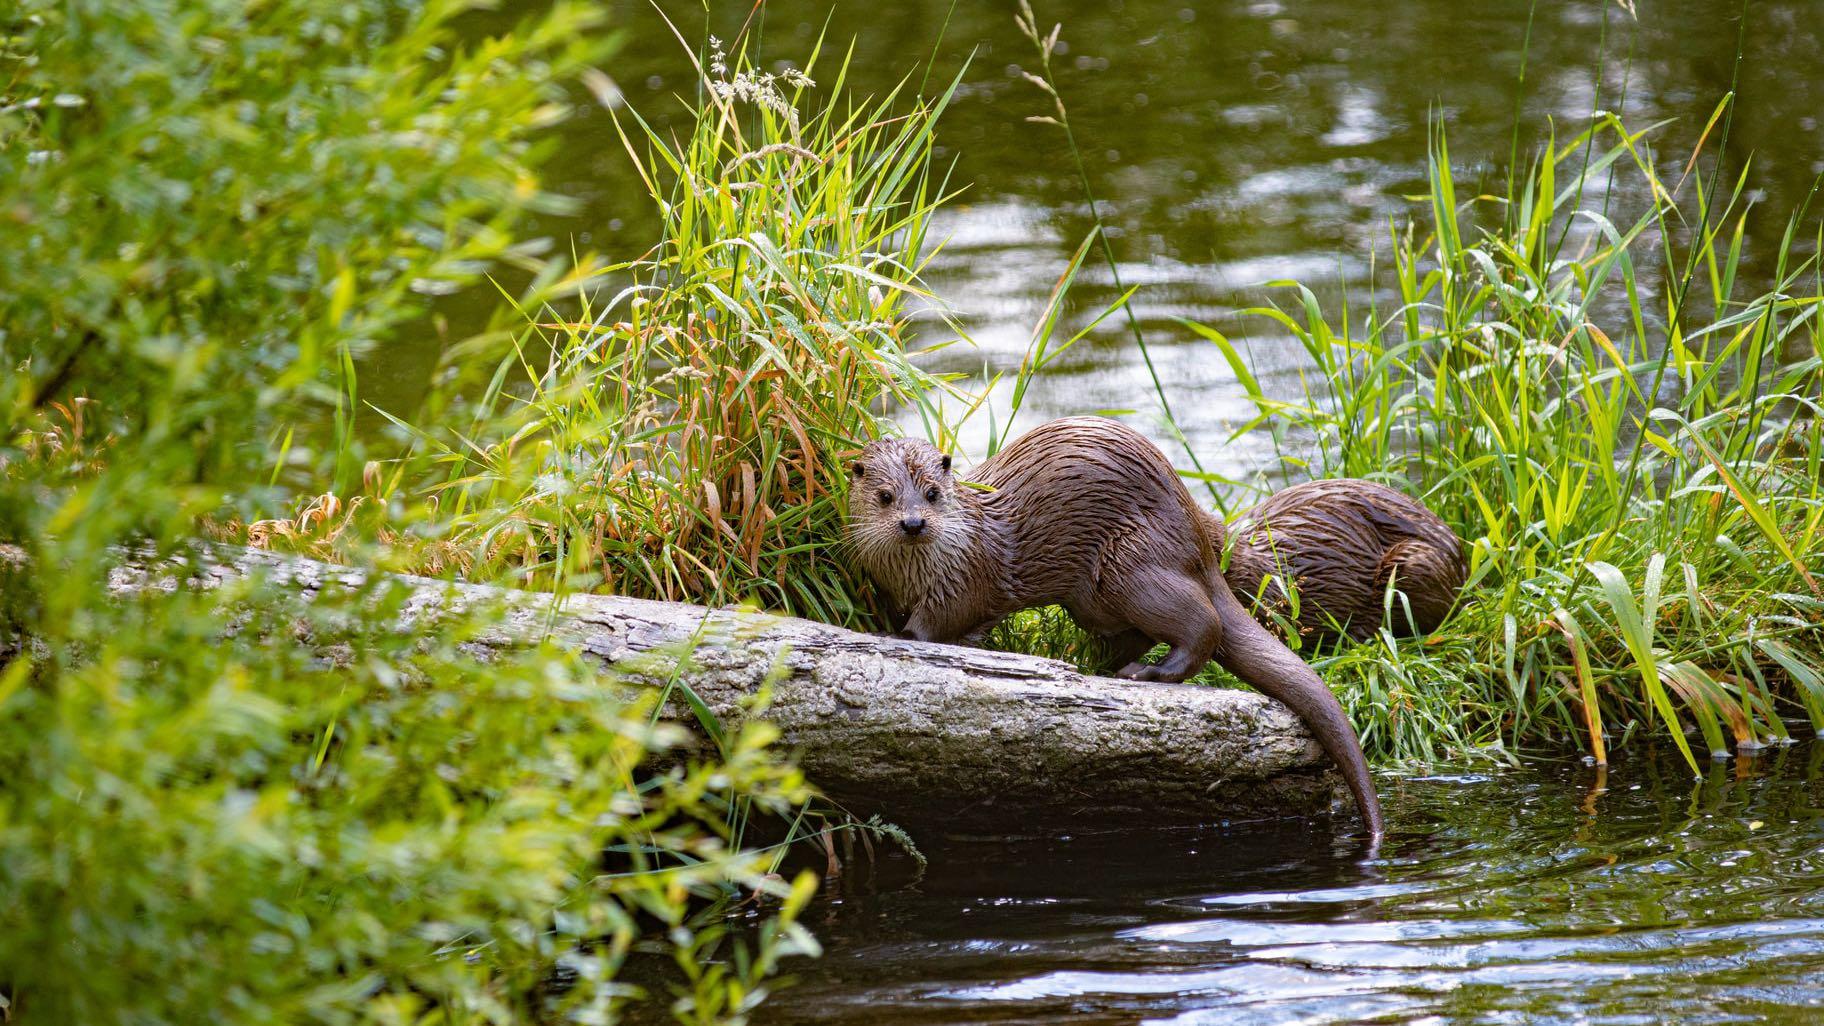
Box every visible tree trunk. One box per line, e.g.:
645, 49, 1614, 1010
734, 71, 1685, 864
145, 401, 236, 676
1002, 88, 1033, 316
110, 546, 1346, 832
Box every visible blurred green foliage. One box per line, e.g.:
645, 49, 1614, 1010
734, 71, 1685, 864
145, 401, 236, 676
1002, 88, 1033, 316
0, 577, 817, 1024
2, 0, 588, 498
0, 2, 817, 1022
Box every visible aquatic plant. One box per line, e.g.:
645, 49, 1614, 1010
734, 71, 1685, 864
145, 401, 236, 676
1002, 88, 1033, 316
1193, 112, 1824, 767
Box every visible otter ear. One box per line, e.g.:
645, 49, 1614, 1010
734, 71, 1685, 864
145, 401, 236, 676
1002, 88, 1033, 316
849, 461, 867, 479
940, 454, 952, 473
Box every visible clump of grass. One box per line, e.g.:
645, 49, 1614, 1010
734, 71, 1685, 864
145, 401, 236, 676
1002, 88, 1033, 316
1193, 111, 1824, 767
341, 37, 965, 629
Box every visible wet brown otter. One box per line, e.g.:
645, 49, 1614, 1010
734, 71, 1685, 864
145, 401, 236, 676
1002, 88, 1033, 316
845, 416, 1385, 837
1221, 479, 1467, 644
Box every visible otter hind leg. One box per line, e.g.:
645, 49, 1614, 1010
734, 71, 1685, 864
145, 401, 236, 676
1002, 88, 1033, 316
1376, 539, 1463, 636
1105, 570, 1223, 683
1096, 628, 1154, 677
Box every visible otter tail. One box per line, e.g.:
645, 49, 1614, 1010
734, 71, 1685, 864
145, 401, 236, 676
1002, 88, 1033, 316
1196, 509, 1384, 841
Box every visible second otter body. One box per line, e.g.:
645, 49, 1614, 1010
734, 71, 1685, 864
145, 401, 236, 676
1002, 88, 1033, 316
846, 416, 1385, 837
1223, 479, 1467, 644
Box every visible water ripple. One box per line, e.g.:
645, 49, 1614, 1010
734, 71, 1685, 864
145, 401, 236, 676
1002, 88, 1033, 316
755, 751, 1824, 1025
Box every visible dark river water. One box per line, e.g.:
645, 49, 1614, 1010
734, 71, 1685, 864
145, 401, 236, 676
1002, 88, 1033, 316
422, 3, 1824, 1020
753, 747, 1824, 1025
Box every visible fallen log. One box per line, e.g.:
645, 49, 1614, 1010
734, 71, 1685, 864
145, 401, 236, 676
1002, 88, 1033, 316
109, 546, 1347, 833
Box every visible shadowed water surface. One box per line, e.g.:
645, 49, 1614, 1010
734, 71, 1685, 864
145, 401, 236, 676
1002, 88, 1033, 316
753, 747, 1824, 1024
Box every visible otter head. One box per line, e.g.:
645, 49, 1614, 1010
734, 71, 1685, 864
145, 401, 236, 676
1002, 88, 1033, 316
844, 437, 964, 558
842, 432, 963, 544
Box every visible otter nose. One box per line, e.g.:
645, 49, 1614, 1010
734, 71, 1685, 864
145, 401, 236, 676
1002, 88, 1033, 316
900, 516, 925, 537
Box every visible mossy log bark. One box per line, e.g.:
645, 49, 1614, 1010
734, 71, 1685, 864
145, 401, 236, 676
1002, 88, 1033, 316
111, 547, 1345, 832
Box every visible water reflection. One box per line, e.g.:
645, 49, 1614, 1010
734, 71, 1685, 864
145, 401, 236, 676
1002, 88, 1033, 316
754, 747, 1824, 1025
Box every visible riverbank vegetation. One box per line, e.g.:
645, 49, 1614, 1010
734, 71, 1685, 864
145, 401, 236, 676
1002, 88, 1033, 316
1195, 118, 1824, 768
982, 5, 1823, 770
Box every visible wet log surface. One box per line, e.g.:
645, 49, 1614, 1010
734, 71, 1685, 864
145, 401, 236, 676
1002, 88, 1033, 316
110, 547, 1345, 833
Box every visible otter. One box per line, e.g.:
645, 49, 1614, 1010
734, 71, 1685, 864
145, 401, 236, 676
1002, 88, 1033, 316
1222, 479, 1467, 645
845, 416, 1385, 838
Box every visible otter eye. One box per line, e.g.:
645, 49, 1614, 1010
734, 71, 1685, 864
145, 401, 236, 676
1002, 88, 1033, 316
924, 486, 940, 503
877, 490, 893, 506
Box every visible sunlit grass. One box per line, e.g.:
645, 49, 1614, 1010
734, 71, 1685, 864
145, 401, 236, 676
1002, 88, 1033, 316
1191, 111, 1824, 768
325, 40, 970, 629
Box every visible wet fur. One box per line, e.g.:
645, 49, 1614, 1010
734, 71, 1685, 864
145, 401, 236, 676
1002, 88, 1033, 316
1220, 479, 1467, 644
844, 417, 1405, 837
